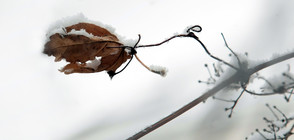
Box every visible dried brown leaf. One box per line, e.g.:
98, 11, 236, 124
43, 23, 131, 74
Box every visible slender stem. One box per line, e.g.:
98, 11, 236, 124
257, 77, 275, 89
125, 32, 239, 71
134, 54, 150, 71
249, 51, 294, 75
189, 33, 238, 70
273, 106, 288, 123
114, 55, 134, 75
266, 104, 279, 120
241, 84, 279, 96
226, 89, 246, 118
205, 64, 215, 82
256, 129, 268, 139
272, 124, 277, 140
287, 88, 294, 101
134, 34, 141, 48
221, 33, 242, 68
137, 34, 189, 48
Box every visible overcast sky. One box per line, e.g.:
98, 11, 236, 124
0, 0, 294, 140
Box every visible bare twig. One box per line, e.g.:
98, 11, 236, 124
221, 33, 242, 68
187, 32, 239, 70
266, 104, 279, 120
136, 30, 238, 70
225, 89, 246, 118
137, 34, 189, 48
285, 89, 293, 102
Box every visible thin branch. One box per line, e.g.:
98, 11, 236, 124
188, 33, 239, 70
137, 34, 189, 48
134, 34, 141, 48
205, 64, 213, 79
225, 89, 246, 118
256, 129, 268, 139
213, 63, 223, 77
134, 54, 150, 71
204, 64, 217, 83
137, 31, 239, 70
272, 124, 277, 140
285, 88, 293, 102
108, 54, 134, 79
273, 106, 288, 124
266, 104, 279, 120
241, 79, 294, 97
127, 73, 240, 140
283, 72, 294, 81
284, 124, 294, 139
249, 52, 294, 75
221, 33, 242, 68
241, 84, 280, 96
258, 76, 276, 90
128, 51, 294, 140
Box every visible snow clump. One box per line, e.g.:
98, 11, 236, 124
149, 65, 168, 77
45, 13, 137, 46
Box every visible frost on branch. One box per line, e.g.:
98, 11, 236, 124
199, 52, 252, 89
198, 34, 294, 118
260, 66, 294, 96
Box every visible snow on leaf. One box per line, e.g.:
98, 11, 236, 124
43, 22, 131, 75
45, 13, 137, 46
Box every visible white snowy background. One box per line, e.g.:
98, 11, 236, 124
0, 0, 294, 140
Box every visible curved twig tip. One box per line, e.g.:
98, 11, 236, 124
187, 25, 202, 33
134, 34, 141, 48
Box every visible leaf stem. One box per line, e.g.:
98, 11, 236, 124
134, 54, 150, 71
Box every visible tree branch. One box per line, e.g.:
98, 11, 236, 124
127, 51, 294, 140
249, 52, 294, 75
127, 73, 239, 140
